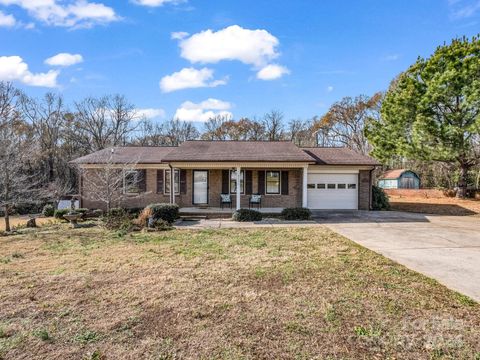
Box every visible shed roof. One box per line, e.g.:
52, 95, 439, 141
380, 169, 417, 180
302, 147, 380, 166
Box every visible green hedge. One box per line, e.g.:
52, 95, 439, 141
42, 204, 55, 217
146, 203, 179, 224
53, 209, 69, 220
372, 185, 390, 210
281, 207, 311, 220
233, 209, 262, 222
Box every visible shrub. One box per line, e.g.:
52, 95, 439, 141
149, 218, 172, 231
54, 209, 69, 220
125, 207, 143, 217
42, 204, 55, 217
146, 203, 179, 224
372, 185, 390, 210
281, 207, 311, 220
233, 209, 262, 222
106, 208, 125, 217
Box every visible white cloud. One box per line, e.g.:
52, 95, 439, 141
0, 10, 15, 27
0, 0, 120, 28
174, 98, 233, 122
448, 0, 480, 18
135, 108, 166, 120
256, 64, 289, 80
0, 55, 59, 87
177, 25, 280, 67
45, 53, 83, 67
133, 0, 183, 7
383, 54, 400, 61
326, 86, 334, 93
160, 67, 227, 93
171, 31, 189, 40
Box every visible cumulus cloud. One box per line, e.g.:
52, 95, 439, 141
174, 98, 233, 122
45, 53, 83, 67
135, 108, 166, 120
171, 31, 189, 40
0, 10, 15, 27
256, 64, 289, 80
177, 25, 280, 67
0, 0, 120, 28
160, 67, 227, 93
133, 0, 183, 7
0, 55, 59, 87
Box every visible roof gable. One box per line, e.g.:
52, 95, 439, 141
302, 147, 380, 166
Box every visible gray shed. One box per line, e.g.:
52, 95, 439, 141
378, 169, 420, 189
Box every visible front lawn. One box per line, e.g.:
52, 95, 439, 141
1, 225, 479, 359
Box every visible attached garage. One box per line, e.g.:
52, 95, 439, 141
307, 172, 358, 210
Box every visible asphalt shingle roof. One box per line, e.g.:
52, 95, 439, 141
70, 146, 176, 164
302, 147, 380, 166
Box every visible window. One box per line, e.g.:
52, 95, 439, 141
124, 170, 142, 194
307, 183, 315, 189
230, 170, 244, 194
317, 183, 326, 189
164, 169, 180, 194
337, 184, 346, 189
327, 183, 336, 189
348, 184, 357, 189
266, 171, 281, 194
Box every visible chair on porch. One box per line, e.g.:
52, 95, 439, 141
220, 194, 232, 209
249, 194, 262, 209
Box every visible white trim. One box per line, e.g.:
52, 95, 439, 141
236, 166, 241, 210
302, 165, 308, 207
79, 163, 169, 169
168, 162, 311, 169
229, 169, 245, 194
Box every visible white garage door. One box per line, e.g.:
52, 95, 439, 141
307, 173, 358, 210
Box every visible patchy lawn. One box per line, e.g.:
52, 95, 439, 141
1, 225, 479, 359
389, 195, 480, 216
0, 216, 57, 232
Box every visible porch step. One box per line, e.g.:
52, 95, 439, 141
180, 215, 208, 221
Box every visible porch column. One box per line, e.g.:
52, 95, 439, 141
236, 166, 241, 210
302, 165, 308, 208
169, 165, 175, 204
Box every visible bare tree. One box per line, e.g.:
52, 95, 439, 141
287, 118, 316, 146
263, 110, 285, 141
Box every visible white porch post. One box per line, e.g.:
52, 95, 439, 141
302, 165, 308, 208
169, 166, 175, 204
236, 166, 241, 210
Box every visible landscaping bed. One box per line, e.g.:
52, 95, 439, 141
0, 225, 479, 359
389, 195, 480, 216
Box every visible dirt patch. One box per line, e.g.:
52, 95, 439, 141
0, 225, 479, 359
0, 216, 57, 232
389, 195, 480, 216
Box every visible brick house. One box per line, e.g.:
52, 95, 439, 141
71, 141, 379, 211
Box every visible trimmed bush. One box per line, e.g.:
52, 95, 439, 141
372, 185, 390, 210
54, 209, 69, 220
146, 203, 179, 224
233, 209, 262, 222
281, 207, 311, 220
42, 204, 55, 217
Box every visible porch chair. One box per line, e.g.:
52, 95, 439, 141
249, 194, 262, 209
220, 194, 232, 209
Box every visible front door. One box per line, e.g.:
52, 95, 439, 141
193, 170, 208, 204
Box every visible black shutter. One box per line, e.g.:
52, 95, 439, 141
222, 170, 229, 194
281, 171, 289, 195
245, 170, 253, 195
138, 169, 147, 192
257, 170, 265, 195
156, 170, 164, 194
180, 169, 187, 194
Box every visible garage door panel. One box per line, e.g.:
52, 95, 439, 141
307, 173, 358, 210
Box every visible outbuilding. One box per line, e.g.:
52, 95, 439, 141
378, 169, 420, 189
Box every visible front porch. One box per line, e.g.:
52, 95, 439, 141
179, 206, 284, 218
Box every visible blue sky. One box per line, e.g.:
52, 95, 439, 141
1, 0, 479, 124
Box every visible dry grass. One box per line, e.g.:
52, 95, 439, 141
389, 195, 480, 216
1, 224, 479, 359
0, 216, 57, 232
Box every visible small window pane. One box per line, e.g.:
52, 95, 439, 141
124, 170, 140, 194
327, 184, 336, 189
266, 171, 280, 194
348, 184, 357, 189
230, 170, 244, 194
317, 183, 326, 189
165, 170, 180, 194
307, 183, 315, 189
338, 184, 346, 189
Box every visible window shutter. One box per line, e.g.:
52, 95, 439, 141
245, 170, 253, 195
222, 170, 229, 194
139, 169, 147, 192
156, 170, 164, 194
257, 170, 265, 195
281, 171, 289, 195
180, 169, 187, 194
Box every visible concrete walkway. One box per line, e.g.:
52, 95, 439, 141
320, 211, 480, 302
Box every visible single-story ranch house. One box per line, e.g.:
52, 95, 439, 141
71, 141, 379, 212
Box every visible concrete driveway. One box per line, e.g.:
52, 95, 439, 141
314, 211, 480, 302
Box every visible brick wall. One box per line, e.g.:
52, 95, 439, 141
358, 170, 372, 210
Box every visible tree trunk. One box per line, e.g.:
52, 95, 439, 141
457, 163, 470, 198
4, 205, 10, 232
